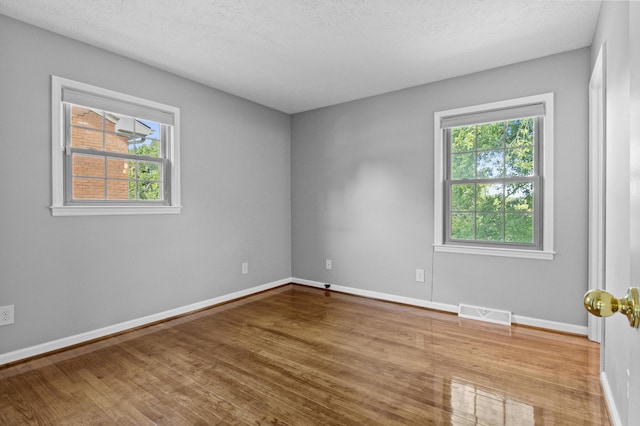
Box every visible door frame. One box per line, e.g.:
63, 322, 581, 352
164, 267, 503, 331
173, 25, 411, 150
588, 43, 606, 346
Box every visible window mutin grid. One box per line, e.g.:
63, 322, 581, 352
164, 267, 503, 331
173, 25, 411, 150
443, 117, 543, 248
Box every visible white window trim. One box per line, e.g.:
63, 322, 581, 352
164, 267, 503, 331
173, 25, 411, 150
433, 93, 555, 260
51, 76, 181, 216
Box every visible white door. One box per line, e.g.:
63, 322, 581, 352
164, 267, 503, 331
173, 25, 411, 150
628, 3, 640, 423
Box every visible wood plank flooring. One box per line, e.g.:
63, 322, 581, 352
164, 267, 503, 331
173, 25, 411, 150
0, 284, 610, 425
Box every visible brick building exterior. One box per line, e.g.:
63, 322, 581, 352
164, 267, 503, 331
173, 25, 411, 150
70, 107, 130, 200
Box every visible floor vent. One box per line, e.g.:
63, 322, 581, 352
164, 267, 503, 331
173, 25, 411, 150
458, 304, 512, 326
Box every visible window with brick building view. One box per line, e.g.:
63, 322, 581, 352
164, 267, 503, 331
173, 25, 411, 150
69, 106, 163, 201
51, 76, 180, 216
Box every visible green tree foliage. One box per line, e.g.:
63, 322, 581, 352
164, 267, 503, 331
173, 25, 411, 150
128, 138, 161, 200
449, 118, 535, 244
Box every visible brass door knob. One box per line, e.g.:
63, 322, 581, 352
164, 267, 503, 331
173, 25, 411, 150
583, 287, 640, 328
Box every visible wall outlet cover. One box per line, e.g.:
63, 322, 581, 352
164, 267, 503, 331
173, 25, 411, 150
0, 305, 14, 326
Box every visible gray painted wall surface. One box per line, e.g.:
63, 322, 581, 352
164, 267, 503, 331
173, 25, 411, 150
292, 49, 590, 325
592, 2, 633, 424
0, 15, 292, 354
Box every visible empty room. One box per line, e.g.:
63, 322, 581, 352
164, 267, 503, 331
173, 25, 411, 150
1, 0, 638, 424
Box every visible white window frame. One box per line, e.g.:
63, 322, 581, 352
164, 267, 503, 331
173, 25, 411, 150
51, 76, 181, 216
433, 93, 554, 260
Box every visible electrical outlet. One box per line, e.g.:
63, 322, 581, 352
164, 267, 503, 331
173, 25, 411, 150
325, 259, 332, 270
242, 262, 249, 274
0, 305, 14, 326
416, 269, 425, 282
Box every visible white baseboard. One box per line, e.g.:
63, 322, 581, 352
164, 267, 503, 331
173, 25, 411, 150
0, 278, 291, 367
511, 314, 588, 335
601, 371, 622, 426
292, 278, 587, 335
293, 278, 458, 313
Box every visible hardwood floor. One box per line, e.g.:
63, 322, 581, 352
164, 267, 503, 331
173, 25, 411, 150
0, 284, 609, 425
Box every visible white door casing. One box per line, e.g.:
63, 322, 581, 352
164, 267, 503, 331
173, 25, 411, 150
589, 44, 606, 345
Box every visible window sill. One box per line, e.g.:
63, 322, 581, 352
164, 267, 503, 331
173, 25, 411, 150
433, 244, 555, 260
50, 205, 182, 217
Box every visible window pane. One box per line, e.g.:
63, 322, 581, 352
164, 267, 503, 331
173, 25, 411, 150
106, 179, 131, 200
69, 106, 164, 157
71, 106, 103, 130
72, 154, 104, 178
505, 213, 533, 243
451, 213, 474, 240
104, 131, 130, 154
476, 183, 503, 212
451, 152, 475, 180
97, 112, 130, 154
73, 177, 104, 200
71, 126, 103, 150
452, 126, 475, 152
505, 147, 534, 177
138, 181, 161, 200
451, 184, 475, 211
506, 118, 534, 147
106, 158, 129, 179
131, 137, 161, 159
505, 182, 533, 212
136, 120, 162, 158
477, 122, 504, 150
477, 150, 504, 178
136, 161, 161, 182
119, 118, 161, 158
476, 213, 503, 241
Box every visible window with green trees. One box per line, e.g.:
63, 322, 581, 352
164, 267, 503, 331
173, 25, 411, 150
446, 117, 541, 247
434, 94, 553, 258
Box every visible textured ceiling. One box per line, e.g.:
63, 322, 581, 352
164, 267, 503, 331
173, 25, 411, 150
0, 0, 601, 113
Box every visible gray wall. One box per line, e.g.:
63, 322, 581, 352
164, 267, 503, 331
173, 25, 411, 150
292, 48, 590, 325
591, 1, 633, 424
0, 15, 292, 354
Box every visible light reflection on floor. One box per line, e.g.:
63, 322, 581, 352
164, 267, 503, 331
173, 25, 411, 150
450, 378, 535, 425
